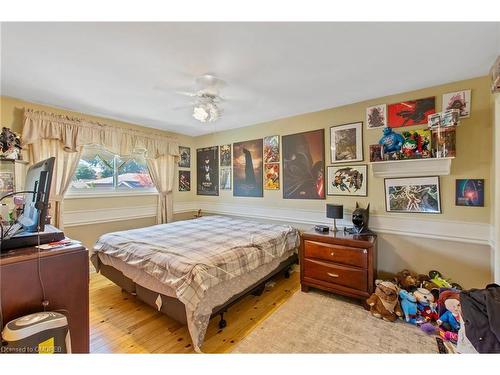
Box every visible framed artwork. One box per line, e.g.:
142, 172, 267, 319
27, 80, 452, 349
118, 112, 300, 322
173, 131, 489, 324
384, 176, 441, 214
327, 165, 367, 196
178, 170, 191, 192
264, 163, 280, 190
0, 172, 14, 195
456, 179, 484, 207
283, 129, 325, 199
366, 104, 387, 129
442, 90, 471, 118
263, 135, 280, 163
220, 167, 232, 190
387, 97, 435, 128
220, 144, 232, 167
178, 146, 191, 168
233, 138, 263, 197
330, 122, 363, 163
369, 144, 383, 162
196, 146, 219, 196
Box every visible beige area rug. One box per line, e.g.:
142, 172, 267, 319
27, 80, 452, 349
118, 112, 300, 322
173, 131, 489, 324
232, 290, 438, 353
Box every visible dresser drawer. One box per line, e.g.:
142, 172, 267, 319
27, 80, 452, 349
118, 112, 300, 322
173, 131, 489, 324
303, 240, 367, 268
303, 258, 367, 291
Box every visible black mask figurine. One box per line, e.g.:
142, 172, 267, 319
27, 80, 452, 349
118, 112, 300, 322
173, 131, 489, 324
348, 202, 371, 234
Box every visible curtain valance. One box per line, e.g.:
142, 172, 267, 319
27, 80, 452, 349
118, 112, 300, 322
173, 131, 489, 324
22, 109, 179, 159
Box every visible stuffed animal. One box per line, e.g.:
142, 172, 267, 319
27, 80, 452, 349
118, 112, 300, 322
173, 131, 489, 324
399, 289, 417, 324
437, 290, 461, 332
366, 280, 403, 322
414, 287, 438, 323
395, 269, 419, 292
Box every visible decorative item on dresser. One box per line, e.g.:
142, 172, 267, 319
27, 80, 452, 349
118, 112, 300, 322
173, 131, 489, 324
300, 230, 377, 306
326, 204, 343, 232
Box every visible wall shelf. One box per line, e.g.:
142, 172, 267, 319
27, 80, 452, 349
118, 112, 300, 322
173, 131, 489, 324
371, 157, 454, 178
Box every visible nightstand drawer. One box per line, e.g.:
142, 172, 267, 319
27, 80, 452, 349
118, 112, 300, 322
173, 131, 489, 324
304, 240, 367, 268
303, 258, 367, 291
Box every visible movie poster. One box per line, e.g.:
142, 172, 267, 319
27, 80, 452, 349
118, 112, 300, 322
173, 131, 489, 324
220, 144, 232, 167
456, 179, 484, 207
233, 139, 263, 197
178, 146, 191, 168
282, 129, 325, 199
178, 170, 191, 192
220, 167, 232, 190
196, 146, 219, 196
387, 97, 435, 128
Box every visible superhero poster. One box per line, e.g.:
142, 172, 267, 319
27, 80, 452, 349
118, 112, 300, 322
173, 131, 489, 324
263, 135, 280, 163
197, 146, 219, 196
282, 129, 325, 200
233, 139, 263, 197
387, 97, 435, 128
178, 170, 191, 192
455, 179, 484, 207
264, 163, 280, 190
327, 165, 367, 196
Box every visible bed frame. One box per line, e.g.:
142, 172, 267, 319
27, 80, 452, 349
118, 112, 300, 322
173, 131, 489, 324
96, 253, 298, 329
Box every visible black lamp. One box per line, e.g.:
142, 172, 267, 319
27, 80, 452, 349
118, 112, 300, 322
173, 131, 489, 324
326, 204, 343, 232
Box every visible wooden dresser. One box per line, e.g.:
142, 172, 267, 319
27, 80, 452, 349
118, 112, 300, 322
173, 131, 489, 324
0, 243, 89, 353
300, 230, 377, 303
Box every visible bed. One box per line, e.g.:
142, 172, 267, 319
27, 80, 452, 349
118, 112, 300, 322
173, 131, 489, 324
91, 215, 300, 352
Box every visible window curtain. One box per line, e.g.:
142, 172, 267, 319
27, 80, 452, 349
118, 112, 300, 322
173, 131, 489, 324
22, 109, 179, 227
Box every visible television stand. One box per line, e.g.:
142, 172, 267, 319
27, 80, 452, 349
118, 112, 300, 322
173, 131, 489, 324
0, 224, 65, 252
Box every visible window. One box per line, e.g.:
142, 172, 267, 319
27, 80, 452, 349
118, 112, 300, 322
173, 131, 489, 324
69, 145, 156, 194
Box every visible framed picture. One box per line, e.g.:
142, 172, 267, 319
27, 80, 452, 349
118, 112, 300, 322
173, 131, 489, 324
369, 144, 383, 162
384, 176, 441, 214
196, 146, 219, 196
330, 122, 363, 163
387, 97, 435, 128
178, 170, 191, 192
233, 139, 263, 197
263, 135, 280, 163
327, 165, 367, 196
366, 104, 387, 129
178, 146, 191, 168
0, 172, 14, 195
442, 90, 471, 118
456, 179, 484, 207
283, 129, 325, 199
264, 163, 280, 190
220, 167, 232, 190
220, 144, 232, 167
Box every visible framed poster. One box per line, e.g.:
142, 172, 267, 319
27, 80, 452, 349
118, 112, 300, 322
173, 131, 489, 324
196, 146, 219, 196
178, 146, 191, 168
442, 90, 471, 118
0, 172, 14, 195
456, 179, 484, 207
384, 176, 441, 213
233, 139, 263, 197
264, 163, 280, 190
330, 122, 363, 163
220, 167, 232, 190
283, 129, 325, 199
387, 97, 435, 128
178, 170, 191, 192
366, 104, 387, 129
327, 165, 367, 196
220, 144, 232, 167
263, 135, 280, 163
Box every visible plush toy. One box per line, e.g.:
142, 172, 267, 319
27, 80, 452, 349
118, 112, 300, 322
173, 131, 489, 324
399, 289, 417, 324
395, 269, 419, 292
379, 127, 404, 154
437, 290, 461, 332
366, 280, 403, 322
414, 287, 439, 323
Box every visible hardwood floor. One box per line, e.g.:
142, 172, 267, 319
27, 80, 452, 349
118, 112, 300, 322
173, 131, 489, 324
90, 266, 300, 353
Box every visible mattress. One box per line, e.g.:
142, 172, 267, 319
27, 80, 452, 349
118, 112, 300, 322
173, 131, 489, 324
92, 215, 300, 351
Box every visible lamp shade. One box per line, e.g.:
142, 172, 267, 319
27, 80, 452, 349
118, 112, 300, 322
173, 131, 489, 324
326, 204, 343, 219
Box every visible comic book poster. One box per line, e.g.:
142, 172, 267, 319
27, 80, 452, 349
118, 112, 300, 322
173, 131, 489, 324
178, 170, 191, 192
327, 165, 367, 196
220, 167, 232, 190
263, 135, 280, 163
387, 97, 435, 128
264, 163, 280, 190
220, 144, 232, 167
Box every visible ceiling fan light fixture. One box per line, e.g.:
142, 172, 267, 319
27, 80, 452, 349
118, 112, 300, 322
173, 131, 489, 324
192, 101, 220, 123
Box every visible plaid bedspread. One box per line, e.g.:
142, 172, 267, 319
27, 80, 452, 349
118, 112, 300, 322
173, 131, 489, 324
93, 215, 299, 312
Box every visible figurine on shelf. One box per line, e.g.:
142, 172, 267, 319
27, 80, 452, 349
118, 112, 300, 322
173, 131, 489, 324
0, 127, 22, 160
379, 127, 404, 154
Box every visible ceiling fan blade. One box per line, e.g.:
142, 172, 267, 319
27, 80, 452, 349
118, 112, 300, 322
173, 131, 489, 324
175, 90, 198, 97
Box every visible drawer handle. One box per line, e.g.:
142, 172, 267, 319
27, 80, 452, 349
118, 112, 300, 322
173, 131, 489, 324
330, 251, 335, 256
327, 272, 340, 278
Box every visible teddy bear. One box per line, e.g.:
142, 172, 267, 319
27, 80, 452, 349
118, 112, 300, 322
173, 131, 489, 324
399, 289, 417, 324
366, 280, 403, 322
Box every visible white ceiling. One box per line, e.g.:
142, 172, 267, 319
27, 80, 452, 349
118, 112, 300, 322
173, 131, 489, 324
1, 22, 499, 136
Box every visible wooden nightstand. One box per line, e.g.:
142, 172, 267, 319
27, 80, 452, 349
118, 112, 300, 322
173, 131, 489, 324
300, 230, 377, 303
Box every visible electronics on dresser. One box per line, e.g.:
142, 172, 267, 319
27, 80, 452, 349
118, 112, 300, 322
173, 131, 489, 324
0, 225, 65, 251
314, 224, 330, 233
1, 312, 71, 354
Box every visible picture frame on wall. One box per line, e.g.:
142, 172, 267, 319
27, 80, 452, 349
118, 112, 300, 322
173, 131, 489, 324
442, 90, 471, 118
456, 179, 484, 207
327, 165, 367, 196
366, 104, 387, 129
178, 170, 191, 192
384, 176, 441, 214
220, 144, 232, 167
330, 122, 363, 163
220, 167, 232, 190
263, 135, 280, 163
196, 146, 219, 196
387, 97, 435, 128
178, 146, 191, 168
233, 138, 263, 197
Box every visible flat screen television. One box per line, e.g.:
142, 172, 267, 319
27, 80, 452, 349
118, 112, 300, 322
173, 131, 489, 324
18, 157, 55, 233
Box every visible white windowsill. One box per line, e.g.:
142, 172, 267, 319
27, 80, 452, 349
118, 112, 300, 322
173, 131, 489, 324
65, 190, 159, 200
